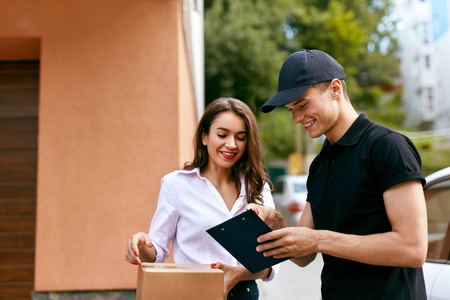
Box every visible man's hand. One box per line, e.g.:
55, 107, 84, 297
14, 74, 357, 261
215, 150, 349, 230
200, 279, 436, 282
256, 227, 318, 259
245, 203, 288, 230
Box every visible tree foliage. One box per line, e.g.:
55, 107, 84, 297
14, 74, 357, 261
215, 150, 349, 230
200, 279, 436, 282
282, 0, 399, 108
204, 0, 399, 160
258, 109, 297, 162
204, 0, 293, 111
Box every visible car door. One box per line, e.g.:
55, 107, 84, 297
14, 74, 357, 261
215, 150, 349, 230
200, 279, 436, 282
423, 170, 450, 300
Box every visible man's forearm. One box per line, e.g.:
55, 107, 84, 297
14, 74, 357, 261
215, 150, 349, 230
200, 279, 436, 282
315, 229, 427, 268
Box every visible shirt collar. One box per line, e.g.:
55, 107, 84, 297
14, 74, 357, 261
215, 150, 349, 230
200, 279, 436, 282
181, 167, 246, 197
323, 113, 372, 149
177, 167, 201, 176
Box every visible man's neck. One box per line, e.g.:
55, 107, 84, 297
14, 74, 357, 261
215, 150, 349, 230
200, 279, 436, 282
326, 107, 358, 144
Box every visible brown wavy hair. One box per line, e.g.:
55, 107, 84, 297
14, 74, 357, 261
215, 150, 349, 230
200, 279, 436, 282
184, 97, 269, 204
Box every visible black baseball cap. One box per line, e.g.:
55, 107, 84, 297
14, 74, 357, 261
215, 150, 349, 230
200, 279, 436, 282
261, 49, 346, 113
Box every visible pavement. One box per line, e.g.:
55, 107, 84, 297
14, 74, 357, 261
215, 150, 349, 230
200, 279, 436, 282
257, 254, 323, 300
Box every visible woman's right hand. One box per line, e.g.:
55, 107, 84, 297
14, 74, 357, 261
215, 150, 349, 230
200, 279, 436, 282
125, 232, 155, 265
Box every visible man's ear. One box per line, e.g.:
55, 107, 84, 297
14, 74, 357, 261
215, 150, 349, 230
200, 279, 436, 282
330, 78, 343, 98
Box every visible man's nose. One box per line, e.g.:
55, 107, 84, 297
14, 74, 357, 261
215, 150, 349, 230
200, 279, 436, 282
292, 111, 304, 124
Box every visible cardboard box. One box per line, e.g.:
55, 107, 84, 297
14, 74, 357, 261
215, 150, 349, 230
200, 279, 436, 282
136, 263, 224, 300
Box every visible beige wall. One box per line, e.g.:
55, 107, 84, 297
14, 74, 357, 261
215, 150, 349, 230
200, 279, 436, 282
178, 7, 198, 167
0, 0, 197, 291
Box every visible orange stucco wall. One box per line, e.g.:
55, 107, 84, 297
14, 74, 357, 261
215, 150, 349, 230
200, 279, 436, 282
0, 0, 197, 291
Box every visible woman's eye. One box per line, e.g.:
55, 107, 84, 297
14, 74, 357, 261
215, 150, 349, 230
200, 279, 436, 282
218, 134, 226, 138
236, 136, 246, 141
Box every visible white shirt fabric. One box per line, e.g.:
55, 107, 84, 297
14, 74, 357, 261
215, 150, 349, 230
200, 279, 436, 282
149, 167, 279, 281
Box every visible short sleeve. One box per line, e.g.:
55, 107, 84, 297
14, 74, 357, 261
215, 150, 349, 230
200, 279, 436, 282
370, 132, 425, 193
261, 182, 275, 209
260, 181, 279, 281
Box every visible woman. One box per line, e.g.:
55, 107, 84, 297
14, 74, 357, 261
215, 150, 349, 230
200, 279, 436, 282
125, 97, 277, 299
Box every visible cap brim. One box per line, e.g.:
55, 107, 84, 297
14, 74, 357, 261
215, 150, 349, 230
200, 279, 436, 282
261, 85, 311, 113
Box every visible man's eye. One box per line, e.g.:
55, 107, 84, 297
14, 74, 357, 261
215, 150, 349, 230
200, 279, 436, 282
218, 134, 226, 138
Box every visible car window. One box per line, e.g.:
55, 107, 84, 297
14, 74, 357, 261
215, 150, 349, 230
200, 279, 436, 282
425, 177, 450, 260
293, 182, 307, 194
274, 181, 284, 194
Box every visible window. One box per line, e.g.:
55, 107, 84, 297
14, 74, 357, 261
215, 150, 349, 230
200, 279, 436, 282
425, 177, 450, 260
417, 87, 434, 110
415, 88, 422, 108
425, 55, 431, 69
426, 87, 434, 110
293, 182, 308, 194
274, 181, 284, 194
412, 56, 419, 76
417, 22, 430, 44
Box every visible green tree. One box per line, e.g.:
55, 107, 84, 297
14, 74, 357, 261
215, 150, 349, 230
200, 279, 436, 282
285, 0, 399, 109
205, 0, 400, 160
204, 0, 293, 111
258, 109, 297, 162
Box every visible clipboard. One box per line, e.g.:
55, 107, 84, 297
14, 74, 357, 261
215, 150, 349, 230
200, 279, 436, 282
206, 209, 290, 274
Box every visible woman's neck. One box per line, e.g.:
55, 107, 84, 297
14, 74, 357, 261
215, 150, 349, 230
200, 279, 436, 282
201, 164, 240, 211
200, 164, 234, 188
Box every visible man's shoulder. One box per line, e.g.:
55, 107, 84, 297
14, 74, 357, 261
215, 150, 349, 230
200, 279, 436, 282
362, 121, 407, 145
364, 120, 396, 136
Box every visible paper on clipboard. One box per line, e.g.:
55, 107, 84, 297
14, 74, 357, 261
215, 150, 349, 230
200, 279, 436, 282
206, 209, 291, 274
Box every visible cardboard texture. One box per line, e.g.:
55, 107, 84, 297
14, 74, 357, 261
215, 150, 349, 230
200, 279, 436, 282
136, 263, 224, 300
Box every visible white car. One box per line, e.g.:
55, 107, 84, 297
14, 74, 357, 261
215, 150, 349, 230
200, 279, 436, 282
272, 175, 308, 227
423, 166, 450, 300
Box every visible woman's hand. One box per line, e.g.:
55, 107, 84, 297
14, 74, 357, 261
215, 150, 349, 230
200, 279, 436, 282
125, 232, 155, 265
211, 262, 244, 299
211, 262, 271, 300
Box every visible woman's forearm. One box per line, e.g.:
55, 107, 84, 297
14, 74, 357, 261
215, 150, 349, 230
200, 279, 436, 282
291, 253, 317, 267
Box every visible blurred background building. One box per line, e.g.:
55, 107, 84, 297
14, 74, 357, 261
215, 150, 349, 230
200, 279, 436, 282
396, 0, 450, 131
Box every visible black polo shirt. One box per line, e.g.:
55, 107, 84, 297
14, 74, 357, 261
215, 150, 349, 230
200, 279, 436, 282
307, 114, 426, 299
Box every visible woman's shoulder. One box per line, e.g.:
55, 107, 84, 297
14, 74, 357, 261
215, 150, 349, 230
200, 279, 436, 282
162, 168, 200, 183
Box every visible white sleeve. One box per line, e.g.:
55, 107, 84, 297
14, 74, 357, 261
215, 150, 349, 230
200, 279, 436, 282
148, 175, 178, 263
261, 182, 275, 209
260, 182, 280, 282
